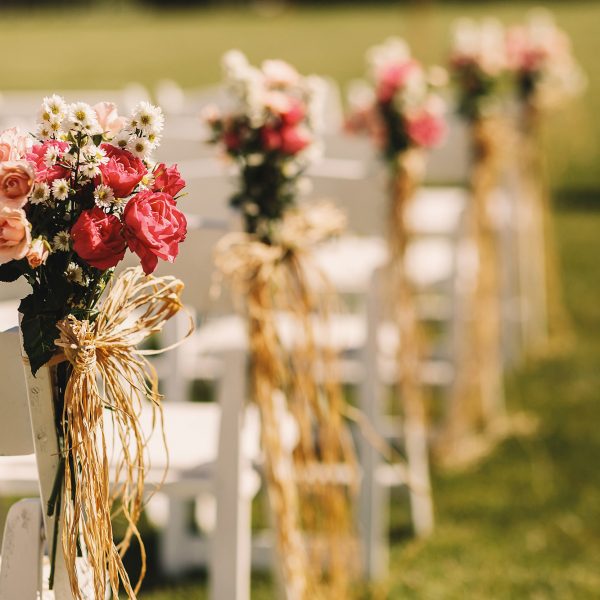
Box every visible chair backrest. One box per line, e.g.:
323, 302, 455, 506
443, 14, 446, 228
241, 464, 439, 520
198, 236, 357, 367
0, 328, 34, 456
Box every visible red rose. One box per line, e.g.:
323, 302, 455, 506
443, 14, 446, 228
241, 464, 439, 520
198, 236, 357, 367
261, 126, 281, 152
153, 163, 186, 197
71, 207, 127, 270
26, 141, 70, 183
223, 130, 241, 152
123, 191, 187, 275
98, 143, 147, 198
280, 126, 310, 155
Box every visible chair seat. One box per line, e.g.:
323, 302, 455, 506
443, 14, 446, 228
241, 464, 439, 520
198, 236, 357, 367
313, 235, 456, 295
0, 402, 273, 499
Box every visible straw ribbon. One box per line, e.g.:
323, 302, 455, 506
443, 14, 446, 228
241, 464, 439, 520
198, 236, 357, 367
52, 267, 187, 600
215, 203, 358, 599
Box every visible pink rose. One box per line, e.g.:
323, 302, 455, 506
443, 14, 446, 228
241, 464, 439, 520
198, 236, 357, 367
71, 207, 127, 270
406, 110, 446, 148
93, 102, 127, 138
279, 98, 305, 126
26, 238, 49, 268
123, 191, 187, 275
0, 161, 35, 209
26, 141, 70, 183
0, 207, 31, 265
376, 60, 419, 103
98, 144, 147, 198
153, 163, 186, 197
280, 126, 311, 155
0, 127, 30, 161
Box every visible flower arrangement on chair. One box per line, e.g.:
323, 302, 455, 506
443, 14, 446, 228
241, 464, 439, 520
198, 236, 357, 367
206, 51, 358, 599
346, 36, 446, 523
506, 10, 585, 352
0, 96, 189, 599
443, 18, 512, 459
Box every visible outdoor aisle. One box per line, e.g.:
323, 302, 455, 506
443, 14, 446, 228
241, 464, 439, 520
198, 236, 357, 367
136, 199, 600, 599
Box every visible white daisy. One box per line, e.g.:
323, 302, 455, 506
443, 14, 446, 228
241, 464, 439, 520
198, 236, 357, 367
30, 182, 50, 205
42, 95, 67, 120
44, 146, 60, 167
80, 162, 101, 179
65, 262, 85, 285
67, 102, 100, 134
53, 230, 71, 252
126, 136, 150, 158
131, 102, 164, 135
82, 145, 107, 165
36, 122, 53, 141
112, 130, 131, 150
51, 179, 70, 201
93, 184, 115, 208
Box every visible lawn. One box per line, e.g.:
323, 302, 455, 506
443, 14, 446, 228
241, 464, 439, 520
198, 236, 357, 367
132, 198, 600, 599
0, 2, 598, 189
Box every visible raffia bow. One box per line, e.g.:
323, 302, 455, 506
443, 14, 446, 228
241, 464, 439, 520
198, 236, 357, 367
215, 203, 358, 600
52, 267, 186, 600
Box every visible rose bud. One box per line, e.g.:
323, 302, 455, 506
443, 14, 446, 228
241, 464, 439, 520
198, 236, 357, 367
0, 207, 31, 265
153, 163, 186, 197
123, 190, 187, 275
0, 161, 35, 209
71, 207, 127, 270
26, 237, 50, 268
98, 143, 147, 198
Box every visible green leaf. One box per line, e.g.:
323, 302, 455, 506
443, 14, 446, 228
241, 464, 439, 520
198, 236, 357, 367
19, 295, 60, 375
0, 259, 27, 282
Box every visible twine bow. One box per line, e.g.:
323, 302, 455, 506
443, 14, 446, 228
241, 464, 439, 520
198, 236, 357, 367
215, 203, 358, 600
52, 267, 187, 600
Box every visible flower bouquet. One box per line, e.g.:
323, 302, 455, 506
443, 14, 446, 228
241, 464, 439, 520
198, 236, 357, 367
346, 37, 445, 514
0, 96, 188, 598
505, 11, 585, 352
206, 51, 357, 598
205, 50, 322, 240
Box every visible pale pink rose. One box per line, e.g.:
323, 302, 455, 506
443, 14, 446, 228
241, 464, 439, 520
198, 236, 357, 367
0, 161, 35, 209
262, 59, 300, 88
264, 91, 293, 116
0, 127, 31, 161
93, 101, 127, 137
26, 238, 49, 268
0, 207, 31, 265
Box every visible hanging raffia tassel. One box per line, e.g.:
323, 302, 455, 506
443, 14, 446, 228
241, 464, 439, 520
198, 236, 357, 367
215, 203, 359, 599
437, 117, 507, 462
385, 150, 434, 524
520, 104, 573, 354
51, 267, 187, 600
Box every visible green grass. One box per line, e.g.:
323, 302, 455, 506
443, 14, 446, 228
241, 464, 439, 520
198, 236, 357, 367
0, 2, 598, 189
134, 198, 600, 599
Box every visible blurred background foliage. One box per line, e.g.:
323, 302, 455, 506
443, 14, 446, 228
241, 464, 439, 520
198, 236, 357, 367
0, 1, 596, 191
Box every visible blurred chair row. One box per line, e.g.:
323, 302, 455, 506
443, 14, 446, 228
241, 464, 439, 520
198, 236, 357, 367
0, 79, 530, 599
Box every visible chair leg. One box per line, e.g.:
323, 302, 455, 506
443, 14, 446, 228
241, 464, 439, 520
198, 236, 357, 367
210, 350, 252, 600
405, 421, 434, 537
0, 498, 43, 600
